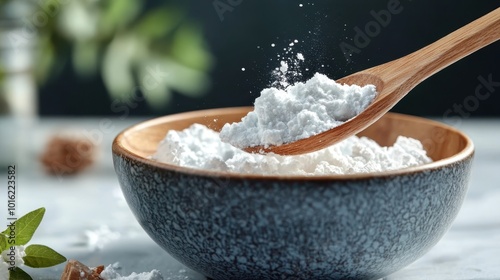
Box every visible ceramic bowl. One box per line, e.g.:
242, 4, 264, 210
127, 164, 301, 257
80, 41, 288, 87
112, 107, 474, 280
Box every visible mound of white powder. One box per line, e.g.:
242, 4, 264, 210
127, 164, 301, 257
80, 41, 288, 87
153, 124, 432, 176
219, 73, 377, 149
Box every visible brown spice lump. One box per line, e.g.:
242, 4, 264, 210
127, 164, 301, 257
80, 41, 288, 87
40, 136, 95, 175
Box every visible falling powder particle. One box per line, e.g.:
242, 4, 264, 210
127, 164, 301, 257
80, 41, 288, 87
279, 61, 288, 73
299, 4, 303, 7
241, 68, 246, 71
269, 38, 307, 89
271, 43, 276, 47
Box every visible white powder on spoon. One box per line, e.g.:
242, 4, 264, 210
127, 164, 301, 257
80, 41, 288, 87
219, 73, 377, 149
153, 124, 431, 176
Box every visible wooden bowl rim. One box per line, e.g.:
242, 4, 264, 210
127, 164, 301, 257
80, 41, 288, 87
112, 107, 474, 181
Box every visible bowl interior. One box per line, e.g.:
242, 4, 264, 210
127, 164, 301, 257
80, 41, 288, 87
115, 107, 471, 166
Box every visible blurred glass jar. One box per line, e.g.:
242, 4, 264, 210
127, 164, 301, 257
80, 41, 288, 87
0, 0, 37, 168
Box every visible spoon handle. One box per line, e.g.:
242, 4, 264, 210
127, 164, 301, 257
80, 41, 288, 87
374, 8, 500, 97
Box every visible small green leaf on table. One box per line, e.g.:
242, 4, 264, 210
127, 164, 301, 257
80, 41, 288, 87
23, 244, 67, 268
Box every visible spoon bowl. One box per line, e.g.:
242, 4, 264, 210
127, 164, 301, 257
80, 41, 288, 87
245, 8, 499, 155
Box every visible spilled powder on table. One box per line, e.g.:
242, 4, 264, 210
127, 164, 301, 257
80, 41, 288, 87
99, 262, 163, 280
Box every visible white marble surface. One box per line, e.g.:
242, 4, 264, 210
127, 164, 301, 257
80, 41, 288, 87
1, 117, 499, 280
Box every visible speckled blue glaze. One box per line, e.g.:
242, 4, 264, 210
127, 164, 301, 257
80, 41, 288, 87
112, 153, 473, 280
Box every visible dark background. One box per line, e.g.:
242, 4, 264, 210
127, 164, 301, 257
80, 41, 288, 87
39, 0, 500, 118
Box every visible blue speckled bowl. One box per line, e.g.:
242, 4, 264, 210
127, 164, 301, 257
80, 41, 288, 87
112, 107, 474, 280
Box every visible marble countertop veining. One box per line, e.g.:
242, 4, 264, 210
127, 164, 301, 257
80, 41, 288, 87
1, 117, 499, 280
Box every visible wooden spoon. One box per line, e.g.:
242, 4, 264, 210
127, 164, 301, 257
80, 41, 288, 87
245, 8, 500, 155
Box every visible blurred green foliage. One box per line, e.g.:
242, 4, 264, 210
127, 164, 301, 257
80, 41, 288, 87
4, 0, 214, 109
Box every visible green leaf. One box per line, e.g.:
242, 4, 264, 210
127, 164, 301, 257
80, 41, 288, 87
1, 208, 45, 246
9, 267, 33, 280
170, 22, 213, 71
0, 233, 8, 252
23, 244, 67, 268
99, 0, 142, 36
73, 41, 99, 77
34, 34, 57, 85
134, 7, 183, 40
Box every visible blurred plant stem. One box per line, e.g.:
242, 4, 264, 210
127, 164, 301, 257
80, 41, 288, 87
0, 0, 39, 168
0, 0, 37, 116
